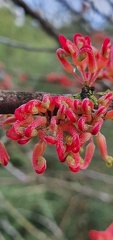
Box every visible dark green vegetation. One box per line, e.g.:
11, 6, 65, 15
0, 7, 113, 240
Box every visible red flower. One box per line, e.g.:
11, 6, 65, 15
32, 141, 47, 174
46, 72, 75, 88
0, 141, 10, 166
89, 222, 113, 240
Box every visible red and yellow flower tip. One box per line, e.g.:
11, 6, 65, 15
96, 132, 113, 167
32, 141, 47, 174
0, 141, 10, 166
89, 222, 113, 240
56, 48, 74, 73
66, 141, 95, 172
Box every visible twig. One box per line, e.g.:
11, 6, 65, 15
0, 232, 5, 240
86, 0, 113, 23
41, 176, 113, 202
11, 0, 59, 42
59, 195, 77, 231
0, 36, 57, 52
18, 209, 66, 240
79, 169, 113, 185
5, 162, 29, 183
56, 0, 80, 15
0, 219, 25, 240
0, 192, 52, 240
56, 0, 94, 33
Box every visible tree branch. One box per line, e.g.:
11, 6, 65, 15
86, 0, 113, 24
0, 90, 56, 114
0, 36, 56, 53
11, 0, 59, 42
55, 0, 94, 33
0, 90, 113, 114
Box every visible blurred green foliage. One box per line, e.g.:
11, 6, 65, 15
0, 7, 113, 240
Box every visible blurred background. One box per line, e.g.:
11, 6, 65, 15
0, 0, 113, 239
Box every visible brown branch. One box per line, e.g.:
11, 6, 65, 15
11, 0, 59, 42
0, 90, 72, 114
0, 90, 56, 114
0, 90, 113, 115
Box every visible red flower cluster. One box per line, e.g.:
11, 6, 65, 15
1, 33, 113, 174
56, 33, 112, 86
46, 72, 75, 88
2, 89, 113, 174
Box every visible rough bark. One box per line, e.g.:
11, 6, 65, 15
0, 90, 113, 115
0, 90, 60, 114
